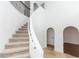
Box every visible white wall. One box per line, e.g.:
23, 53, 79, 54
45, 1, 79, 52
0, 2, 28, 52
29, 21, 43, 57
30, 6, 44, 57
31, 7, 46, 48
31, 1, 79, 52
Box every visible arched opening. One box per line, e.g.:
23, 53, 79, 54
63, 26, 79, 57
47, 28, 55, 50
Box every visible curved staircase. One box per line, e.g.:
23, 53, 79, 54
0, 23, 30, 58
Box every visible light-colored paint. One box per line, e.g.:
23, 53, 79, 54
31, 1, 79, 53
31, 7, 46, 48
0, 2, 28, 52
29, 18, 43, 58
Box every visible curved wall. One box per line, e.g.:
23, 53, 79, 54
0, 2, 28, 52
31, 7, 46, 48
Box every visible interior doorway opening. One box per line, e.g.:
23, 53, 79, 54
63, 26, 79, 57
47, 28, 55, 50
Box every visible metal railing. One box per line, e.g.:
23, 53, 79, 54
19, 1, 30, 10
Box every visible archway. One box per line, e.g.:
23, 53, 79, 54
63, 26, 79, 57
47, 28, 55, 50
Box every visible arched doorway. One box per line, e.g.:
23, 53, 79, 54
63, 26, 79, 57
47, 28, 55, 50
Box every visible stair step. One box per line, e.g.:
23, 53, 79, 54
0, 47, 29, 57
24, 24, 27, 26
6, 42, 28, 45
21, 25, 27, 28
15, 33, 28, 35
19, 29, 28, 31
8, 53, 30, 58
19, 28, 27, 30
16, 31, 28, 33
13, 36, 29, 38
18, 30, 28, 32
13, 34, 28, 37
0, 23, 30, 58
5, 42, 29, 49
22, 25, 27, 28
9, 39, 29, 42
1, 47, 29, 53
12, 36, 29, 39
14, 32, 28, 35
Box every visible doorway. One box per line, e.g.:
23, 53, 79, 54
47, 28, 55, 50
63, 26, 79, 57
